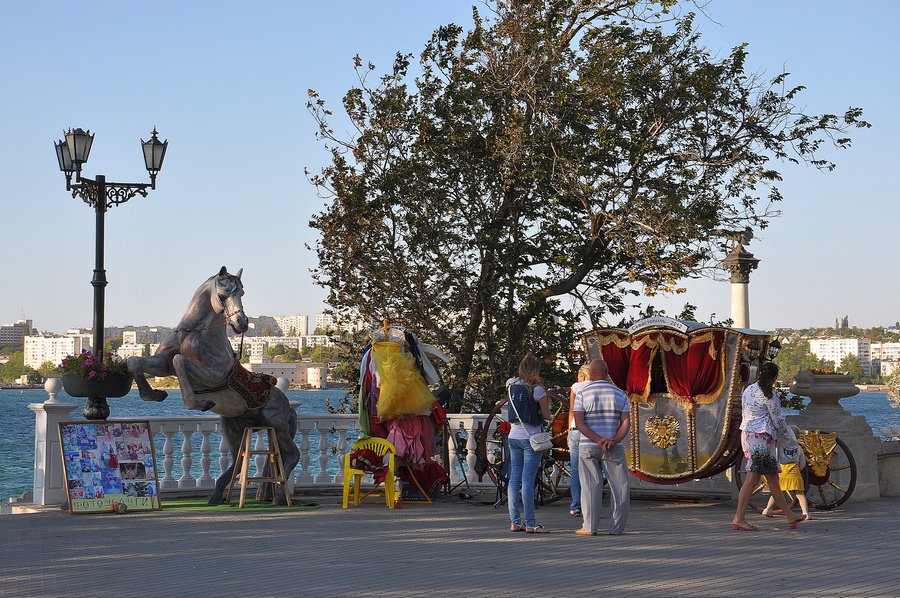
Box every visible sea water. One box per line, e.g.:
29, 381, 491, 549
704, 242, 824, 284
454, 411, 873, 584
1, 388, 898, 501
0, 387, 357, 501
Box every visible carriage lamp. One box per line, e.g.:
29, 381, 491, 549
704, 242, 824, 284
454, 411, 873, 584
53, 127, 168, 420
746, 340, 762, 361
767, 339, 782, 360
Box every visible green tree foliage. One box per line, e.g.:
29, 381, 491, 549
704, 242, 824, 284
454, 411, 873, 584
265, 344, 302, 362
307, 0, 868, 411
104, 335, 123, 354
142, 341, 152, 358
839, 354, 864, 382
0, 352, 39, 383
38, 361, 59, 378
774, 340, 834, 384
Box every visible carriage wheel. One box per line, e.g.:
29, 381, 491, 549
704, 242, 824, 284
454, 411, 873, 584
805, 437, 856, 510
733, 436, 857, 511
480, 390, 571, 504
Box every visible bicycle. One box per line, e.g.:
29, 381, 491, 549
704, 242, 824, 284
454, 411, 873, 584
478, 388, 574, 506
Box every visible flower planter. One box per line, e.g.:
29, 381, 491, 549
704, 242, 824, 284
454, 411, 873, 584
61, 372, 133, 398
789, 370, 859, 410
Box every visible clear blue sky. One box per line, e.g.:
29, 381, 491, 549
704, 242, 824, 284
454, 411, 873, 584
1, 1, 896, 335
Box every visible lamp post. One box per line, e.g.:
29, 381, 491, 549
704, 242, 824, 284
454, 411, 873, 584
54, 127, 168, 419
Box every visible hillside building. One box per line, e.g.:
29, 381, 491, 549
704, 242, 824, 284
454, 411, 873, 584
808, 337, 872, 377
0, 319, 33, 347
23, 335, 92, 369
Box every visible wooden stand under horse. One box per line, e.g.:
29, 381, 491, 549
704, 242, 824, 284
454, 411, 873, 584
127, 266, 299, 506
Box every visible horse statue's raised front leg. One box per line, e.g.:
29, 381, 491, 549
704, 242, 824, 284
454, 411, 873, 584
172, 354, 225, 413
127, 354, 171, 403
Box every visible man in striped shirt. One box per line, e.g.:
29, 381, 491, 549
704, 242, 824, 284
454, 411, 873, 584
573, 359, 631, 536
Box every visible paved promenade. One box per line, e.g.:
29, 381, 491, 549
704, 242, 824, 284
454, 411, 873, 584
2, 490, 898, 598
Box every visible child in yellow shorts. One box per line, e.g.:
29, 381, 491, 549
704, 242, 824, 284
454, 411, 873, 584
762, 425, 810, 519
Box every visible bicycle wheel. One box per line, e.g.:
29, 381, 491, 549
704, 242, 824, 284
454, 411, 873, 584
480, 389, 571, 504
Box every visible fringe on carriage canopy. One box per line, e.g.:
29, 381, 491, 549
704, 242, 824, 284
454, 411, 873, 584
357, 322, 450, 468
588, 326, 727, 407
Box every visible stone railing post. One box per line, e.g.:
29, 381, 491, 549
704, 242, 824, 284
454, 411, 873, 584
28, 378, 77, 506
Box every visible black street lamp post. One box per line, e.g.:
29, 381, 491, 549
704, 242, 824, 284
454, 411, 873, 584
54, 127, 168, 419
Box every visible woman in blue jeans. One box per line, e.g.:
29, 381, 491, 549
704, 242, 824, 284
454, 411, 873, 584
506, 353, 552, 533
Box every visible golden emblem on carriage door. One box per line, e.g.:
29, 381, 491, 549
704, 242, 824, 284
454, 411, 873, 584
645, 415, 680, 449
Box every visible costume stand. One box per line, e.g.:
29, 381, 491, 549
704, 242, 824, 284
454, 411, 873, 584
353, 321, 450, 502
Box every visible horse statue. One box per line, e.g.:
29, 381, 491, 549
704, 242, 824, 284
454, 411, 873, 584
127, 266, 299, 506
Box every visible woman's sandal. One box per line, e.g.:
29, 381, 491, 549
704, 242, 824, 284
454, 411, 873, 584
789, 514, 808, 529
510, 523, 526, 532
525, 525, 549, 534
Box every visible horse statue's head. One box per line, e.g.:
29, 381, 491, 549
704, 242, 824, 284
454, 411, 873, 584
212, 266, 249, 334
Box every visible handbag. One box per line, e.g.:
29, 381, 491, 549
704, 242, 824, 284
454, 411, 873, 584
506, 385, 553, 452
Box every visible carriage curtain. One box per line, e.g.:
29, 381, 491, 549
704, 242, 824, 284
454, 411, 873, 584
596, 331, 632, 390
587, 327, 728, 405
661, 330, 726, 405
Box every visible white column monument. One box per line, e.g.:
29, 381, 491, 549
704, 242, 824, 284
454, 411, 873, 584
722, 233, 759, 329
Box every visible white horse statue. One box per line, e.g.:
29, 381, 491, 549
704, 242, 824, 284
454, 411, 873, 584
127, 266, 299, 505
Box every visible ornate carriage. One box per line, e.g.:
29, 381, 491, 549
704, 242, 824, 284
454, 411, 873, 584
582, 316, 775, 484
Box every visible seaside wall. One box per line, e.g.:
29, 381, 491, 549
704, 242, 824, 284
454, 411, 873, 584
878, 440, 900, 496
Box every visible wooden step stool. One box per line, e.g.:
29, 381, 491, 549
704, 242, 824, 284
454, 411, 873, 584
225, 426, 292, 508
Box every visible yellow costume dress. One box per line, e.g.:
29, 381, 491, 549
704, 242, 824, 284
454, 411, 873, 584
371, 341, 435, 419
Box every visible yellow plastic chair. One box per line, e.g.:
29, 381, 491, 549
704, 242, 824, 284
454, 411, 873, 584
342, 437, 397, 508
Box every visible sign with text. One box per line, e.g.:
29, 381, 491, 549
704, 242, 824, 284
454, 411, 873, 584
58, 420, 161, 514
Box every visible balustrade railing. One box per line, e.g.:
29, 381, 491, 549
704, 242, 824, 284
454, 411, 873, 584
124, 414, 496, 496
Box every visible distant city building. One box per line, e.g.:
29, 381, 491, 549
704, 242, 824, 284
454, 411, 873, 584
66, 327, 127, 344
117, 343, 160, 359
274, 314, 309, 336
123, 327, 173, 345
0, 319, 33, 347
244, 315, 283, 337
24, 335, 91, 369
879, 360, 899, 377
244, 360, 329, 388
315, 312, 369, 334
228, 335, 335, 360
869, 342, 900, 362
808, 337, 872, 377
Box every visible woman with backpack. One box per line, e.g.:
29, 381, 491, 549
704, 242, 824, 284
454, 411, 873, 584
506, 353, 552, 534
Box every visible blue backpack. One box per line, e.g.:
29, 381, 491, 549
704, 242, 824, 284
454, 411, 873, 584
506, 382, 542, 426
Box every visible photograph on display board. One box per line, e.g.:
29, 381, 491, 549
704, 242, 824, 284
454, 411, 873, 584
58, 421, 162, 514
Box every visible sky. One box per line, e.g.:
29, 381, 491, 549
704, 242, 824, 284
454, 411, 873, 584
1, 1, 897, 336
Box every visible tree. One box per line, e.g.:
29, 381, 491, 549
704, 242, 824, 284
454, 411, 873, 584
0, 352, 39, 383
839, 354, 864, 382
38, 361, 58, 378
104, 335, 123, 354
774, 340, 833, 384
307, 0, 868, 412
142, 341, 152, 358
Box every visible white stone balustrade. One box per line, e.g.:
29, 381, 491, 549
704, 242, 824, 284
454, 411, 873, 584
34, 381, 838, 506
84, 414, 502, 497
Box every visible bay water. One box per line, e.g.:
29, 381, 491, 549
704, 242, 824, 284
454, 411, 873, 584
1, 387, 897, 501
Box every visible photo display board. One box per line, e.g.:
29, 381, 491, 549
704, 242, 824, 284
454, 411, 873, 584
58, 421, 162, 514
